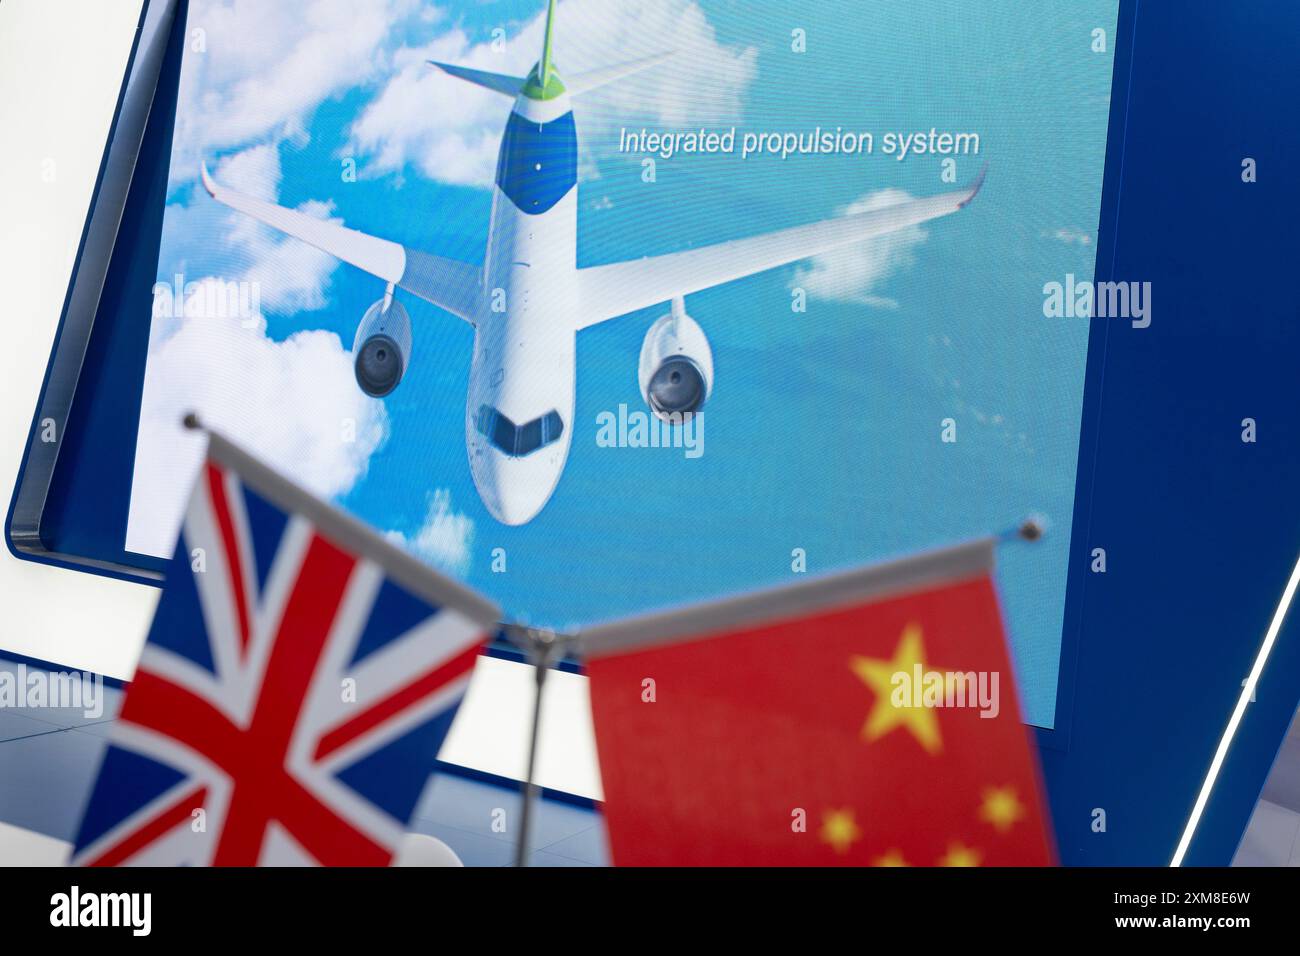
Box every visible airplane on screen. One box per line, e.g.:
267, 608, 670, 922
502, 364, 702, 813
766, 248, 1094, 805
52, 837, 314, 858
201, 0, 984, 525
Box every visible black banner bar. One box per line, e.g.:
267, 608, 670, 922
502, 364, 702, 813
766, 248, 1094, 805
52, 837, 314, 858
0, 866, 1282, 941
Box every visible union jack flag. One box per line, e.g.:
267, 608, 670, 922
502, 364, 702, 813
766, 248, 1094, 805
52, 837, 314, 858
72, 432, 499, 866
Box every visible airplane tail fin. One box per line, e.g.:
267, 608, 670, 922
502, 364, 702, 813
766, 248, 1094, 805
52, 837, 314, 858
565, 50, 676, 97
425, 1, 564, 100
430, 0, 672, 101
426, 61, 524, 98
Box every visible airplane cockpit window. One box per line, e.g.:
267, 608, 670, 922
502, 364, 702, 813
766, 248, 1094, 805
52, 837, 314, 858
475, 406, 564, 457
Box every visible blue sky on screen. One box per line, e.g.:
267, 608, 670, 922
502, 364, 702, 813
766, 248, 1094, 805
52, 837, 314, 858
128, 0, 1118, 727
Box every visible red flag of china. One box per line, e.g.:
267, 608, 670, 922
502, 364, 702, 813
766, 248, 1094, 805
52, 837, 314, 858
582, 540, 1055, 866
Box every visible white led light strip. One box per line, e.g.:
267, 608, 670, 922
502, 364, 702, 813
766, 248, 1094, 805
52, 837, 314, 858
1170, 549, 1300, 866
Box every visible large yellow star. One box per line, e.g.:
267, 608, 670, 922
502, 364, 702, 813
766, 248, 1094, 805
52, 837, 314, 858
819, 808, 861, 855
979, 785, 1025, 834
850, 623, 943, 754
938, 842, 982, 867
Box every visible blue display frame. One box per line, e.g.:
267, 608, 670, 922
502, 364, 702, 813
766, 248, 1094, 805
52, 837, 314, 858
7, 0, 1300, 865
6, 0, 183, 584
1036, 0, 1300, 865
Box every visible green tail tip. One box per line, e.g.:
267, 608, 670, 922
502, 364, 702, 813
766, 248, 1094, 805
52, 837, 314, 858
524, 0, 565, 100
540, 0, 557, 83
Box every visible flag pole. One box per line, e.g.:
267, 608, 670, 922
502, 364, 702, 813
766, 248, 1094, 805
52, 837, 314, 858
505, 624, 570, 868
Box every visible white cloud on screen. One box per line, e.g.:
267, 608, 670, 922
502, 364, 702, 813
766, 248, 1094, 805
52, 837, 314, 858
171, 0, 755, 190
347, 0, 759, 186
384, 489, 475, 575
210, 145, 342, 313
1044, 226, 1093, 247
170, 0, 423, 178
148, 143, 342, 358
134, 127, 384, 557
126, 285, 390, 558
789, 188, 929, 309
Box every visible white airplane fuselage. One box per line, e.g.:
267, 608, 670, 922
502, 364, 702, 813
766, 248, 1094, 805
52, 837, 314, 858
466, 90, 580, 525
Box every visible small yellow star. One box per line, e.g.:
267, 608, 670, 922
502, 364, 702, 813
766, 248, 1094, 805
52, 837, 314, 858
819, 808, 862, 855
873, 849, 910, 867
850, 623, 943, 754
979, 785, 1025, 834
938, 842, 982, 867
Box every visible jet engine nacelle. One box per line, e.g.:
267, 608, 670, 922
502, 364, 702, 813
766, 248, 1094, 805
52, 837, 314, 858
638, 305, 713, 421
352, 296, 412, 397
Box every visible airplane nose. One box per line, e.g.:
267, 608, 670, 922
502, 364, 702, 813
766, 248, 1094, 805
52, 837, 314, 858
492, 480, 551, 525
475, 451, 554, 525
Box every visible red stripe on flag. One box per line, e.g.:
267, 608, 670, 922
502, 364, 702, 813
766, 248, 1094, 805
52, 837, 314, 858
313, 642, 481, 762
84, 785, 208, 867
211, 533, 359, 865
205, 462, 252, 655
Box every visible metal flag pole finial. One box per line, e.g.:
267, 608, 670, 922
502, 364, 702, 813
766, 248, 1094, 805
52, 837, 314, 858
1017, 516, 1045, 542
997, 514, 1046, 544
503, 623, 574, 867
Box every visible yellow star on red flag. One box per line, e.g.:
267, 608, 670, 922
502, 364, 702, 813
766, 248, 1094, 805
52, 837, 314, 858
872, 849, 909, 867
819, 808, 861, 855
979, 785, 1025, 833
938, 842, 982, 867
850, 623, 943, 754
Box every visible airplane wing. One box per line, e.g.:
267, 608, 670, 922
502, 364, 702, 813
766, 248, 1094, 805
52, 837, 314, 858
200, 164, 482, 324
574, 170, 985, 330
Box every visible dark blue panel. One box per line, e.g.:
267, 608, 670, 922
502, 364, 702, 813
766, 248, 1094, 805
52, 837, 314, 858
72, 745, 186, 852
334, 706, 460, 824
349, 578, 438, 668
144, 531, 215, 675
1040, 0, 1300, 865
32, 0, 188, 577
494, 109, 577, 215
241, 482, 288, 596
